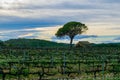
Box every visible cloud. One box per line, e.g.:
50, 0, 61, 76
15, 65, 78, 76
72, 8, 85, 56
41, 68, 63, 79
0, 25, 120, 44
0, 26, 60, 41
109, 27, 120, 30
114, 37, 120, 40
0, 27, 40, 40
1, 0, 118, 10
0, 0, 120, 44
99, 0, 120, 3
0, 0, 120, 29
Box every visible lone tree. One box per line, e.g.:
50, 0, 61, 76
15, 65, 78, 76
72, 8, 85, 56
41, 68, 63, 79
55, 21, 88, 48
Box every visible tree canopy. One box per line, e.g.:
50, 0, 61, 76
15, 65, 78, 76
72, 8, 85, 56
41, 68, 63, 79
55, 21, 88, 47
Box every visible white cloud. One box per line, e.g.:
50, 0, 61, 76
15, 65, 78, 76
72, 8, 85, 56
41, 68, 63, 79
18, 33, 33, 38
0, 0, 120, 28
0, 25, 119, 44
0, 26, 61, 41
0, 0, 120, 43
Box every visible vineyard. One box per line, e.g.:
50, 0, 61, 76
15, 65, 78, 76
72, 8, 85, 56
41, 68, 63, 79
0, 47, 120, 80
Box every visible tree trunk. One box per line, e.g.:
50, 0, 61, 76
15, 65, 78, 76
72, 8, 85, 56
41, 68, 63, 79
70, 37, 74, 48
2, 73, 6, 80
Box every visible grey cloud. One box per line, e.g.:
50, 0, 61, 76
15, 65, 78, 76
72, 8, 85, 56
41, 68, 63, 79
0, 28, 42, 40
99, 0, 120, 3
114, 37, 120, 40
0, 0, 120, 31
109, 27, 120, 30
1, 0, 119, 10
0, 0, 120, 43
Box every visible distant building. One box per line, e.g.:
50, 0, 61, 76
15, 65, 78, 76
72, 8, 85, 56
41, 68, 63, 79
75, 41, 91, 48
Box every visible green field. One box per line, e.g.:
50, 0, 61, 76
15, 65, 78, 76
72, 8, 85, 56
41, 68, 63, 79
0, 39, 120, 80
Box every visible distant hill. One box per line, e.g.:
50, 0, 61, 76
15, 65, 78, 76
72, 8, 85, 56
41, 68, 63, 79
1, 38, 120, 49
0, 40, 5, 48
92, 43, 120, 47
4, 38, 69, 49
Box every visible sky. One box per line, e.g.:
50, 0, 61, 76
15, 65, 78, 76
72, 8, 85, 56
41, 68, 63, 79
0, 0, 120, 44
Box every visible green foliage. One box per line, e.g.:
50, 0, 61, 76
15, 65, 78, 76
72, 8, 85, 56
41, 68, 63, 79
4, 38, 69, 48
0, 40, 5, 48
92, 43, 120, 47
55, 21, 88, 47
0, 46, 120, 79
2, 38, 120, 49
56, 21, 88, 38
23, 69, 29, 76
